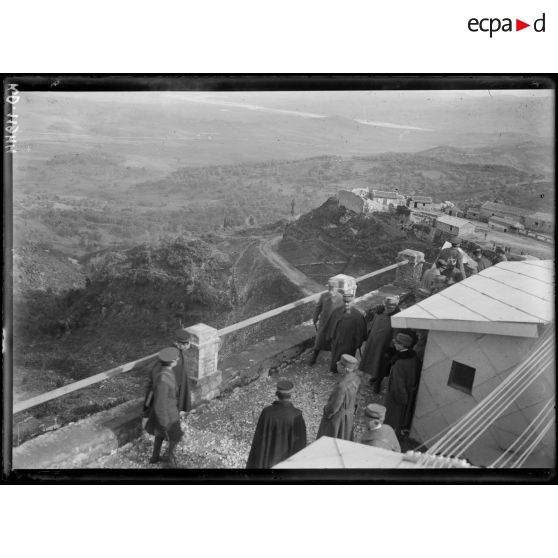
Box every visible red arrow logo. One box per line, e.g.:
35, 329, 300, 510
516, 19, 530, 31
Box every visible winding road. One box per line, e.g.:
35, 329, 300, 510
258, 235, 323, 296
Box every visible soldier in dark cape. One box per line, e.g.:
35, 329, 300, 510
309, 278, 343, 365
317, 354, 362, 441
360, 403, 401, 453
326, 292, 367, 373
384, 332, 420, 436
359, 296, 401, 393
145, 347, 184, 465
246, 380, 307, 469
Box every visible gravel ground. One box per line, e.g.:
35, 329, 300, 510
94, 348, 408, 469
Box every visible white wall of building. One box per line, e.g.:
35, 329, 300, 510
412, 328, 555, 468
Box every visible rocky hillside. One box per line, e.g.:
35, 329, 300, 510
278, 198, 439, 283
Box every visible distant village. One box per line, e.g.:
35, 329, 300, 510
337, 187, 554, 243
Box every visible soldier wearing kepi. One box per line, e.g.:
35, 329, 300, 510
309, 278, 343, 366
360, 403, 401, 453
144, 328, 192, 419
172, 328, 193, 413
145, 347, 184, 465
246, 380, 307, 469
317, 354, 362, 441
327, 292, 367, 374
384, 332, 420, 437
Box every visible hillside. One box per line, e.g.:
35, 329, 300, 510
12, 228, 307, 442
278, 197, 440, 284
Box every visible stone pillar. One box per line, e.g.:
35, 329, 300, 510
395, 249, 425, 290
184, 323, 222, 405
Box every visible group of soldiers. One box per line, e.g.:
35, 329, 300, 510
142, 235, 509, 469
143, 285, 420, 468
420, 235, 507, 296
247, 279, 424, 468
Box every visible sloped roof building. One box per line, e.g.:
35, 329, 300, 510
391, 260, 555, 467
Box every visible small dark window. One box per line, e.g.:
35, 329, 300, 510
448, 361, 476, 395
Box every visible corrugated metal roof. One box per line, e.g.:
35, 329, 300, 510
436, 215, 474, 228
391, 260, 554, 337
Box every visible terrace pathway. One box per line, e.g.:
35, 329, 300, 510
91, 348, 388, 469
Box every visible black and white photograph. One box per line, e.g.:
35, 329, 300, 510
3, 76, 555, 478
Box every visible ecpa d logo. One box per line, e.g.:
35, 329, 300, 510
468, 13, 545, 37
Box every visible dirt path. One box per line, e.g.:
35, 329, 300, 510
259, 235, 323, 296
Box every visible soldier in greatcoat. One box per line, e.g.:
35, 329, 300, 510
146, 328, 192, 414
172, 328, 193, 413
383, 332, 420, 437
145, 347, 184, 465
317, 354, 362, 441
360, 403, 401, 453
309, 278, 343, 365
326, 292, 367, 373
359, 296, 401, 393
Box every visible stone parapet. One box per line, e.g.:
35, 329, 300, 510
184, 323, 220, 380
190, 370, 223, 405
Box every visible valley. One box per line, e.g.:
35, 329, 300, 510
9, 88, 555, 445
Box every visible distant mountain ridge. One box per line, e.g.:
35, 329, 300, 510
417, 140, 553, 176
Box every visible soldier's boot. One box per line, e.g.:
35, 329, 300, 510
149, 437, 164, 464
309, 350, 319, 366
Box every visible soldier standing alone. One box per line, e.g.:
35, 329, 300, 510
145, 347, 184, 465
247, 380, 307, 469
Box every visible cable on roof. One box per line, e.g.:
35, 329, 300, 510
417, 326, 554, 466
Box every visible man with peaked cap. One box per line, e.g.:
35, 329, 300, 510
309, 278, 344, 365
384, 332, 420, 437
172, 327, 193, 413
317, 354, 362, 441
144, 327, 193, 418
360, 403, 401, 453
246, 380, 307, 469
145, 347, 183, 465
326, 292, 368, 373
359, 295, 401, 393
